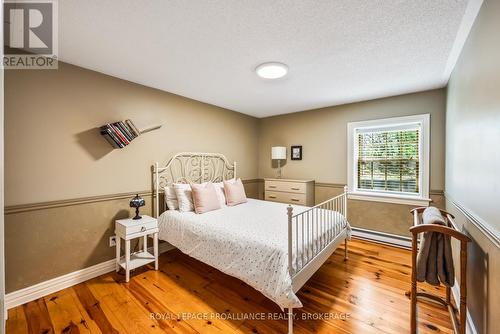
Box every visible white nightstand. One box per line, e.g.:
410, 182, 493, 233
115, 215, 159, 282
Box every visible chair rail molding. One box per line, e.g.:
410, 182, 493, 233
445, 192, 499, 248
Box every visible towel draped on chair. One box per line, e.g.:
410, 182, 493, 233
416, 207, 455, 287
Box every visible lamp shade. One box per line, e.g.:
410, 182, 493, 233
271, 146, 287, 160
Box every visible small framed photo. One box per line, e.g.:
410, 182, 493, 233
291, 145, 302, 160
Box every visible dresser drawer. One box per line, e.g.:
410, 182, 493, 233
265, 191, 306, 205
265, 180, 306, 194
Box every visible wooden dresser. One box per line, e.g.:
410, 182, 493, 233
264, 178, 315, 206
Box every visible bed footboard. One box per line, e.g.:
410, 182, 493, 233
288, 185, 349, 279
286, 186, 349, 333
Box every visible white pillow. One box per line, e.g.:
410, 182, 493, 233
164, 185, 178, 210
174, 183, 194, 212
213, 182, 227, 207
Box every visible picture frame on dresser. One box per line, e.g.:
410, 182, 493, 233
291, 145, 302, 160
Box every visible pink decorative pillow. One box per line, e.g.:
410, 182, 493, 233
190, 182, 221, 214
223, 178, 247, 206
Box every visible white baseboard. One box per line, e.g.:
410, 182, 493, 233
5, 242, 174, 310
451, 278, 478, 334
351, 227, 412, 249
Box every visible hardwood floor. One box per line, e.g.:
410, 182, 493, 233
7, 239, 454, 333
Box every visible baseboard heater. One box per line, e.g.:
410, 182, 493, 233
351, 227, 412, 249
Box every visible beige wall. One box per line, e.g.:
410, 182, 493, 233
5, 62, 259, 206
5, 193, 151, 293
258, 89, 447, 235
258, 89, 446, 190
446, 0, 499, 233
445, 0, 500, 332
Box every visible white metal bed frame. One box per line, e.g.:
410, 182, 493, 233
153, 152, 349, 334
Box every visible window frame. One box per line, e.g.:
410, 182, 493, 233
347, 114, 431, 206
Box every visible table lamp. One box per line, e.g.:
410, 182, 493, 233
130, 194, 146, 220
271, 146, 287, 178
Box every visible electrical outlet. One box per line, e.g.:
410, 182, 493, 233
109, 235, 116, 247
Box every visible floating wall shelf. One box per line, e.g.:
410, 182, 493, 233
99, 119, 162, 149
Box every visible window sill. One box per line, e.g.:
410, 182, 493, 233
348, 191, 431, 206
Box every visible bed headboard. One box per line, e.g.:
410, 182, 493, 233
152, 152, 237, 217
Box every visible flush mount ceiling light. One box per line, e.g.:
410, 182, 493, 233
255, 62, 288, 79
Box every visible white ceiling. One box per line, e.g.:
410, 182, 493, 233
59, 1, 482, 118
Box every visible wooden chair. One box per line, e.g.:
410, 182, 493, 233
409, 207, 471, 334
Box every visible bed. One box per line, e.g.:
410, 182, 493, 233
153, 152, 351, 334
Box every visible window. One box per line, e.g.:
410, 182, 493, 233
347, 114, 430, 205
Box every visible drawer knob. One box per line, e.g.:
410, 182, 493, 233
291, 187, 300, 190
269, 185, 276, 188
269, 195, 276, 199
140, 226, 146, 232
291, 199, 300, 202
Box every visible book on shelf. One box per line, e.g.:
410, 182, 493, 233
100, 124, 126, 147
99, 126, 124, 148
100, 129, 122, 148
110, 123, 129, 145
121, 120, 138, 139
125, 119, 141, 136
110, 128, 125, 147
114, 122, 133, 142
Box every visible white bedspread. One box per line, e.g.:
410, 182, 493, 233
158, 198, 349, 309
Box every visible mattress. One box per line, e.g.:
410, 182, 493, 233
158, 198, 349, 309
